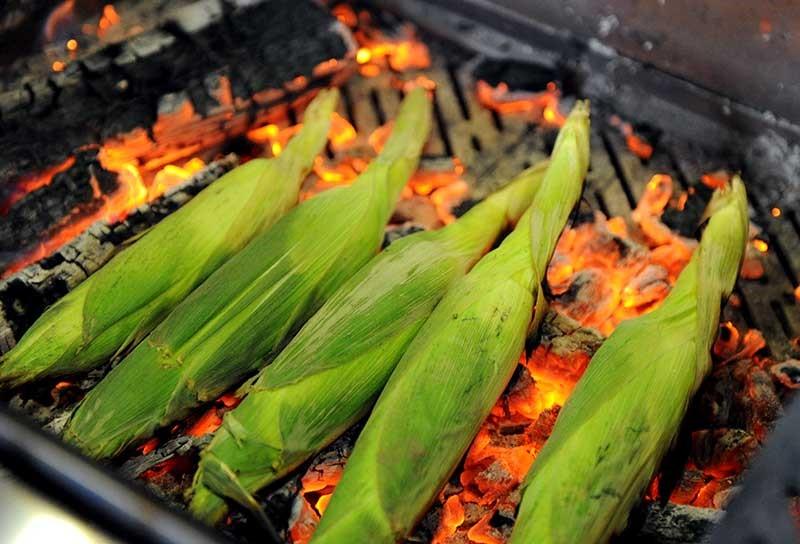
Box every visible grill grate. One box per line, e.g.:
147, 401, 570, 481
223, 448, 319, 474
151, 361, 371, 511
345, 46, 800, 360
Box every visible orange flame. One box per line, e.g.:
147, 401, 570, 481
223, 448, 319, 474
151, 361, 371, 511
610, 115, 653, 159
97, 4, 120, 38
701, 171, 730, 190
476, 80, 565, 127
1, 152, 207, 279
1, 157, 76, 214
334, 5, 430, 76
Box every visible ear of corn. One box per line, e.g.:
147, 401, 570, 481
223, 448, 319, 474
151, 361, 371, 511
0, 89, 340, 388
509, 177, 748, 544
188, 161, 550, 525
61, 88, 432, 460
311, 103, 590, 544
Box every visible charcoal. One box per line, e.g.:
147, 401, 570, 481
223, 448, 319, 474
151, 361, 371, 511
696, 359, 783, 439
661, 184, 713, 238
0, 149, 117, 264
691, 428, 758, 478
120, 435, 208, 480
769, 359, 800, 390
621, 502, 721, 544
537, 310, 605, 355
472, 59, 560, 94
0, 0, 349, 186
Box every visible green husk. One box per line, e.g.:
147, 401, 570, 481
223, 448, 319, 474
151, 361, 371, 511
188, 160, 550, 525
509, 176, 748, 544
311, 102, 590, 544
0, 89, 340, 388
62, 88, 432, 459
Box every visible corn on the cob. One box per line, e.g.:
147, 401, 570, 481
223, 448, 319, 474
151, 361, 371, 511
62, 88, 432, 460
311, 102, 590, 544
509, 177, 748, 544
188, 160, 550, 525
0, 90, 340, 388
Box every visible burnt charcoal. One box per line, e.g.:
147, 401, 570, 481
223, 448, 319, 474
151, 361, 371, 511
0, 155, 238, 347
0, 0, 348, 186
0, 276, 69, 342
669, 469, 712, 506
691, 428, 758, 478
711, 396, 800, 544
537, 310, 604, 357
472, 59, 560, 94
619, 502, 720, 544
391, 196, 440, 230
662, 184, 713, 238
222, 0, 348, 96
0, 149, 116, 267
770, 359, 800, 390
119, 435, 207, 480
697, 359, 783, 441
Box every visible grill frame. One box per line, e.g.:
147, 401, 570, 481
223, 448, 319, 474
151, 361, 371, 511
0, 1, 798, 543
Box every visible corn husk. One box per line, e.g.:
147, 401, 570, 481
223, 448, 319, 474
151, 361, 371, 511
509, 176, 748, 544
62, 88, 432, 459
0, 89, 340, 388
311, 102, 590, 543
188, 161, 550, 525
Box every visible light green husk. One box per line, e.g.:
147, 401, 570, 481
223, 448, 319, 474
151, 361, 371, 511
62, 88, 432, 460
188, 160, 551, 525
0, 89, 340, 388
311, 102, 590, 544
509, 176, 748, 544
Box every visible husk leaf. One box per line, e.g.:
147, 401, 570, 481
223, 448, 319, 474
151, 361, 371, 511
188, 161, 551, 525
62, 88, 432, 459
0, 89, 340, 387
310, 102, 590, 543
509, 176, 748, 544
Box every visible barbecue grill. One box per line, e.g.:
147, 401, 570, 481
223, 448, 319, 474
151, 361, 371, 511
0, 1, 798, 543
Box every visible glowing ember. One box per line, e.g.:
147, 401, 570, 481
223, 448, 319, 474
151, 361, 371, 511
1, 157, 76, 214
1, 152, 208, 279
771, 207, 782, 218
549, 174, 693, 335
333, 4, 430, 76
97, 4, 121, 38
288, 170, 698, 543
186, 394, 241, 438
138, 437, 159, 455
289, 459, 344, 544
740, 239, 766, 281
610, 115, 654, 160
6, 3, 438, 278
701, 171, 730, 189
475, 80, 565, 127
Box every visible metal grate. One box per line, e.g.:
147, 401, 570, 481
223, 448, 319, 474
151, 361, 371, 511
344, 47, 800, 359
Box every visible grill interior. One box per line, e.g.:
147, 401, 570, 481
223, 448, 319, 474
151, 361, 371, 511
1, 2, 799, 543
